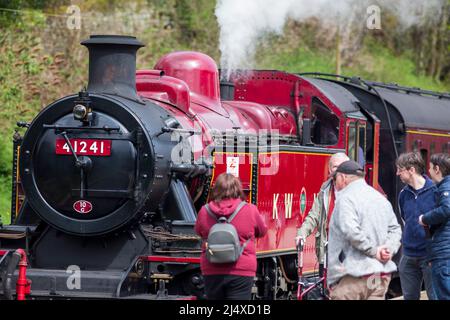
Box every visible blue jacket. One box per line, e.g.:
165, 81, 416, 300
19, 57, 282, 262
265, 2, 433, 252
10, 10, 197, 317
422, 175, 450, 261
398, 176, 436, 257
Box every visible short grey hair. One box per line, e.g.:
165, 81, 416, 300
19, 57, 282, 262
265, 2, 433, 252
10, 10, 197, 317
329, 152, 349, 165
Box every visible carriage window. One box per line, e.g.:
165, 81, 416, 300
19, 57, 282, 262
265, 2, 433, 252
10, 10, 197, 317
420, 149, 428, 167
348, 123, 357, 162
430, 142, 435, 155
310, 98, 339, 145
358, 124, 366, 167
443, 143, 449, 154
364, 121, 374, 162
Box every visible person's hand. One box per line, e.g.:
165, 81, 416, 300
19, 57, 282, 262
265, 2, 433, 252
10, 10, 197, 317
418, 215, 427, 227
295, 236, 305, 247
380, 247, 391, 262
376, 246, 392, 263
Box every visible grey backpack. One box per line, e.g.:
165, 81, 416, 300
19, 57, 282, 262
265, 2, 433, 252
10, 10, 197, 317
204, 202, 250, 264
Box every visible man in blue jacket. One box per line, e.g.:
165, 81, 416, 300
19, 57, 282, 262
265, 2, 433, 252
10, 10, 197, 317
419, 153, 450, 300
397, 152, 436, 300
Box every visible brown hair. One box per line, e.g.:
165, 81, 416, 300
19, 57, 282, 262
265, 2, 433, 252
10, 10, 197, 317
431, 153, 450, 177
396, 152, 425, 175
209, 173, 246, 202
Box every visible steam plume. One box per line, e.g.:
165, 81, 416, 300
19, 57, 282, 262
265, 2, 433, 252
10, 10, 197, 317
215, 0, 445, 79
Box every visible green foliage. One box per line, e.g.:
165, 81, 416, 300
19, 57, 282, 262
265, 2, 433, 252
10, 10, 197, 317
175, 0, 196, 42
0, 174, 10, 224
256, 44, 336, 74
0, 130, 12, 223
0, 18, 59, 223
347, 37, 448, 92
0, 0, 57, 28
0, 140, 12, 224
255, 32, 448, 93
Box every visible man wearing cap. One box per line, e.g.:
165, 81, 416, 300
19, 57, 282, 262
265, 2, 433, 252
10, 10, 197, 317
327, 160, 402, 300
295, 152, 350, 276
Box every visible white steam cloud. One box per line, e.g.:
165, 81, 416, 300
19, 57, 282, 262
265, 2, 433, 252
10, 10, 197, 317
215, 0, 445, 79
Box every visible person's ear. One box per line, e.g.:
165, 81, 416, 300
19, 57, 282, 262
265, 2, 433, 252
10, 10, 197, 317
435, 165, 441, 175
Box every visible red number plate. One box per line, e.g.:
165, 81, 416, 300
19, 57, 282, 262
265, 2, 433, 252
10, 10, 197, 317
55, 139, 112, 156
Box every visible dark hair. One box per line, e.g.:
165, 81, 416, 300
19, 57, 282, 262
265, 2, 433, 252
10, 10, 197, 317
396, 152, 425, 175
209, 173, 246, 202
430, 153, 450, 177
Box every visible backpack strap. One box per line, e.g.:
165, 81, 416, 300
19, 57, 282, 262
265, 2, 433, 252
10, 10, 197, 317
240, 237, 251, 255
228, 202, 251, 255
205, 201, 247, 223
204, 204, 218, 222
227, 201, 246, 223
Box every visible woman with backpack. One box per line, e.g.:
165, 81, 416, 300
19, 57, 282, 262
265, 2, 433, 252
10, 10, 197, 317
194, 173, 267, 300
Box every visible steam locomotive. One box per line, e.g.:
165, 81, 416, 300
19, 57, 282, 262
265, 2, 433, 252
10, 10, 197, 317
1, 34, 449, 300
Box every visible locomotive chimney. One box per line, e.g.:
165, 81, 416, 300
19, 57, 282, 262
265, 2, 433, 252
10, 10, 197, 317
81, 35, 144, 101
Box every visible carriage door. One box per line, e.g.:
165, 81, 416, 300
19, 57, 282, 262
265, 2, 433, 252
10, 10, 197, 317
346, 118, 367, 169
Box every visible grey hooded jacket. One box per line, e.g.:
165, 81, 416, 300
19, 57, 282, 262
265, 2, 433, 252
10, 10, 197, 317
327, 179, 402, 286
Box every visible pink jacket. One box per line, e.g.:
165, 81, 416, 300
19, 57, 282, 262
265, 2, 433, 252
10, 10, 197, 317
194, 198, 267, 276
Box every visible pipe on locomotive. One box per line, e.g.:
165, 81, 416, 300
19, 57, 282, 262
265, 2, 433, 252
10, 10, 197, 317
81, 35, 145, 102
3, 249, 31, 300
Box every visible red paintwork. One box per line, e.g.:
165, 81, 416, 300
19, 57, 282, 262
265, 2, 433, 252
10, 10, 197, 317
133, 52, 352, 274
256, 151, 330, 272
405, 127, 450, 163
230, 72, 347, 149
15, 249, 31, 301
225, 101, 297, 136
207, 150, 330, 273
0, 250, 7, 256
232, 70, 300, 107
136, 70, 192, 115
371, 120, 381, 190
176, 296, 198, 300
151, 53, 299, 137
154, 51, 222, 113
